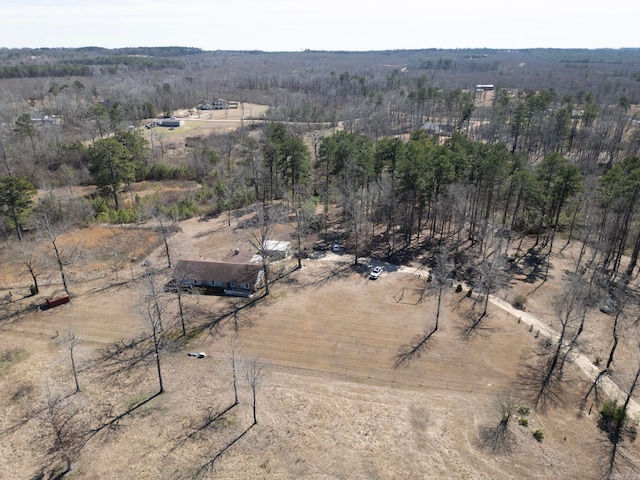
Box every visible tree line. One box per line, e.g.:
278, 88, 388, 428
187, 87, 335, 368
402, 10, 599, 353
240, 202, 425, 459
4, 116, 640, 286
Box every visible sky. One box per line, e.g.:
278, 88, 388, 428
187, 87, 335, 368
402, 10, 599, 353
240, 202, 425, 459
1, 0, 638, 51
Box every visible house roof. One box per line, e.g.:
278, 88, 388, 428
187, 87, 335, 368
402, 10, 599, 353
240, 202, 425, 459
422, 121, 443, 133
222, 248, 256, 264
422, 122, 454, 136
173, 260, 262, 286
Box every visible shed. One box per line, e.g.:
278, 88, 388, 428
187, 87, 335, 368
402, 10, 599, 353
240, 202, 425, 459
262, 240, 291, 260
159, 118, 185, 128
45, 294, 70, 308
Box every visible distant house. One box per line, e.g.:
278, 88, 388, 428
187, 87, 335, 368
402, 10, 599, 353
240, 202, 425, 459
475, 84, 494, 92
211, 99, 229, 110
422, 122, 444, 135
196, 99, 239, 110
173, 260, 264, 297
32, 115, 62, 125
422, 122, 454, 136
158, 118, 185, 128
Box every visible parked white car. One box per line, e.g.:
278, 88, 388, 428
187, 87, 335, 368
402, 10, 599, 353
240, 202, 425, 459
369, 266, 383, 279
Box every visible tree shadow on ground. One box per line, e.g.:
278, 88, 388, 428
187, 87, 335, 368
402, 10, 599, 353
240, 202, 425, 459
178, 402, 238, 446
459, 310, 500, 340
194, 295, 263, 336
93, 333, 155, 378
0, 389, 76, 438
578, 370, 609, 415
478, 423, 517, 454
85, 391, 163, 443
297, 262, 355, 289
508, 249, 548, 284
192, 424, 255, 479
394, 328, 437, 368
382, 236, 440, 266
514, 350, 569, 412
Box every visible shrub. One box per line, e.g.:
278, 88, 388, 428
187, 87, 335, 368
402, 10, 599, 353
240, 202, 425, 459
533, 429, 544, 442
146, 163, 190, 180
455, 284, 463, 293
110, 207, 139, 224
92, 195, 109, 218
599, 398, 638, 442
518, 418, 529, 427
594, 356, 603, 366
466, 289, 473, 298
0, 348, 28, 376
600, 400, 627, 423
11, 383, 33, 401
518, 406, 531, 416
124, 393, 150, 411
512, 294, 527, 310
196, 185, 216, 201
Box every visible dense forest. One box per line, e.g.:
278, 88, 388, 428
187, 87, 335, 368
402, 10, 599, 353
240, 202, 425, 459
1, 47, 639, 281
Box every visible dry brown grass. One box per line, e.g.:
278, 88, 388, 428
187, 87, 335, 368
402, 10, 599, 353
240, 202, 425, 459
0, 212, 638, 479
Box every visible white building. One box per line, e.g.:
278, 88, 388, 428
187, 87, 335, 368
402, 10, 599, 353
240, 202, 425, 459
262, 240, 291, 260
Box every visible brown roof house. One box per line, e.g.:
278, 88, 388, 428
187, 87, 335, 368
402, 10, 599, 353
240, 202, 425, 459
173, 259, 264, 297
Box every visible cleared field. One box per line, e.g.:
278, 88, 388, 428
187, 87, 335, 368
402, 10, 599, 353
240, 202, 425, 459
0, 213, 635, 479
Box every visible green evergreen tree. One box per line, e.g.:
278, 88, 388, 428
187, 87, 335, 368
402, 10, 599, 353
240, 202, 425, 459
0, 176, 37, 241
88, 138, 135, 210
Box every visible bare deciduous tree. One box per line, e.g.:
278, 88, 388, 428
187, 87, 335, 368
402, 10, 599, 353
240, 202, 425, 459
430, 248, 452, 334
34, 194, 79, 295
38, 382, 87, 478
37, 211, 69, 293
243, 203, 280, 296
529, 278, 587, 409
156, 212, 179, 269
17, 240, 44, 295
141, 269, 168, 394
58, 326, 81, 393
225, 338, 238, 407
243, 356, 266, 426
601, 360, 640, 479
395, 249, 452, 366
292, 194, 316, 269
340, 181, 367, 266
479, 392, 520, 453
169, 258, 197, 337
466, 252, 509, 335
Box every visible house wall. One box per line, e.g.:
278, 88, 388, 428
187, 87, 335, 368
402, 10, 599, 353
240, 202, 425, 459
174, 260, 263, 295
